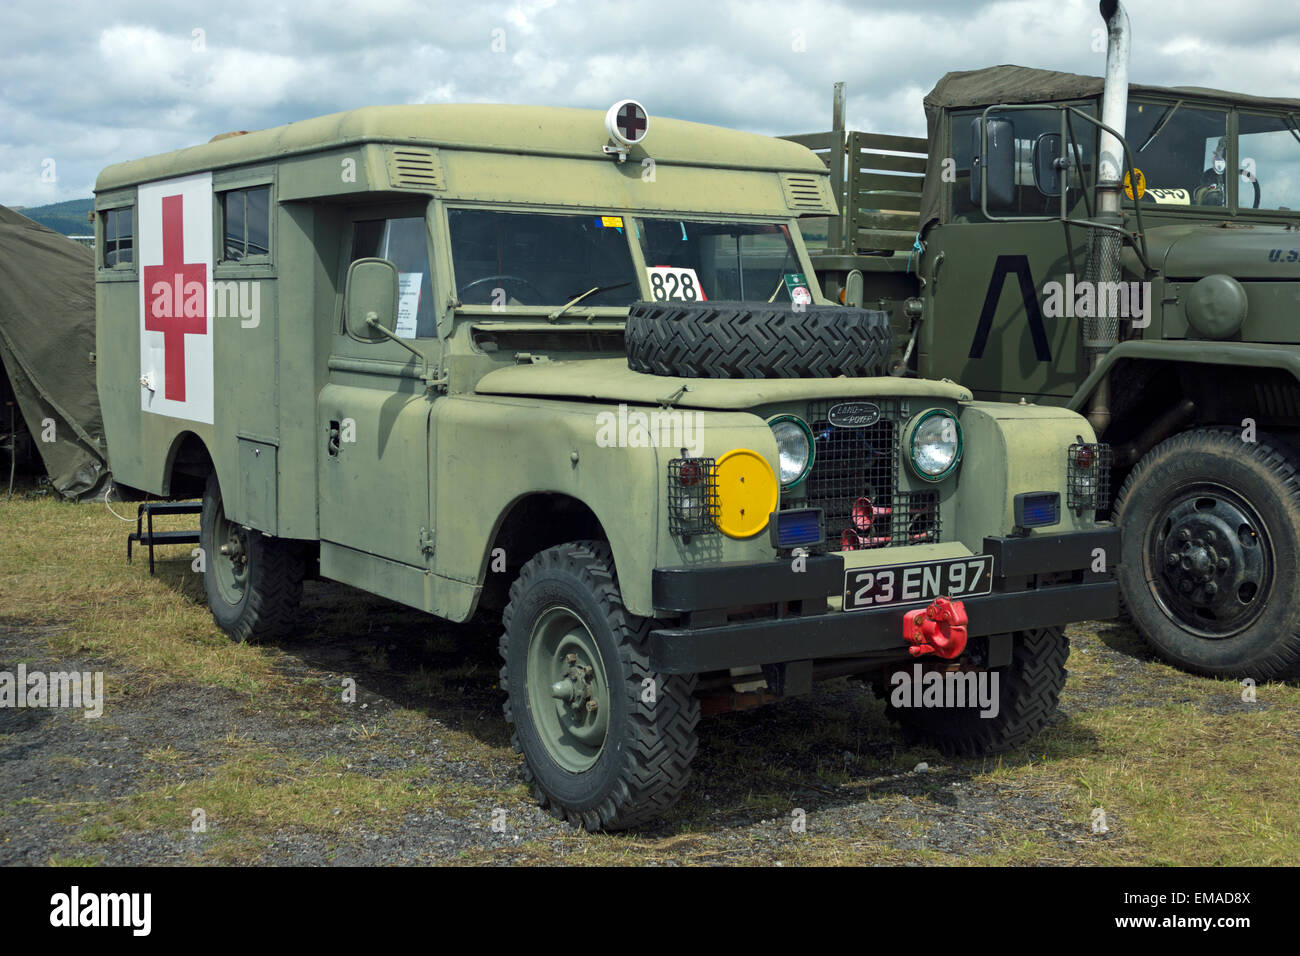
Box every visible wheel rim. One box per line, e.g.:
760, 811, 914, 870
210, 497, 250, 606
1145, 482, 1275, 638
525, 605, 610, 773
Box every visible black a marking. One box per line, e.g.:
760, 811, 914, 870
968, 254, 1051, 361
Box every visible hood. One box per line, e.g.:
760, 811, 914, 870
1143, 223, 1300, 280
475, 358, 971, 409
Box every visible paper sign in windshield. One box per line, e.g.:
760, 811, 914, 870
784, 272, 813, 306
646, 266, 706, 302
395, 272, 422, 338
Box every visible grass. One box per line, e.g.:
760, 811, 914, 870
2, 491, 1299, 865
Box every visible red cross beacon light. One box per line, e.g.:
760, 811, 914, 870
603, 99, 648, 162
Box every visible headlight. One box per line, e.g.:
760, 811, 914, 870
768, 415, 814, 489
908, 409, 962, 481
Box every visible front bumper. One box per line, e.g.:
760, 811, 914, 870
648, 527, 1119, 674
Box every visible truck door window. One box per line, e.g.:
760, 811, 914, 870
447, 209, 639, 308
637, 219, 799, 301
349, 216, 435, 338
1237, 112, 1300, 211
950, 107, 1095, 221
1127, 101, 1228, 207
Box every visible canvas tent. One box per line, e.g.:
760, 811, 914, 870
0, 204, 107, 497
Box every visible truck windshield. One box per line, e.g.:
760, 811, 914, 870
1128, 100, 1228, 207
1238, 112, 1300, 211
637, 219, 801, 302
448, 208, 640, 308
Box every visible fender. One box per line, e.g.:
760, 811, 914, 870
1068, 340, 1300, 414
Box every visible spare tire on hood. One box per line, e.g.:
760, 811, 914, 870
624, 301, 892, 379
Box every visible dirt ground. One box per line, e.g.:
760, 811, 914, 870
1, 492, 1295, 866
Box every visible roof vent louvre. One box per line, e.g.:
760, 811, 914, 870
780, 173, 830, 211
387, 147, 445, 190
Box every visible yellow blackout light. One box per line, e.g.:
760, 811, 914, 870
713, 449, 779, 539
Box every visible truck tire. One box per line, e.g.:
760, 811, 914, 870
886, 627, 1069, 756
624, 301, 891, 378
200, 472, 304, 643
1113, 428, 1300, 680
499, 540, 700, 831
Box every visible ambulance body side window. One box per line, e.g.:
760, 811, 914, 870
221, 186, 271, 262
102, 207, 133, 268
348, 216, 435, 339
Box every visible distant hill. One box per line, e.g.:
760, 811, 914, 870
15, 198, 94, 237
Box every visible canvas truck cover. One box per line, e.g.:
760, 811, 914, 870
917, 64, 1300, 234
0, 205, 107, 497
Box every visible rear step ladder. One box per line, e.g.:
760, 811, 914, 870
127, 501, 201, 575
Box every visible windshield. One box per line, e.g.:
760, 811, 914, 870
1128, 100, 1229, 207
1238, 112, 1300, 210
448, 208, 640, 308
637, 219, 802, 302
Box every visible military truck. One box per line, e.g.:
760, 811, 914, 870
95, 99, 1116, 830
788, 0, 1300, 681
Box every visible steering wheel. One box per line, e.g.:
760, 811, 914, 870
1245, 172, 1262, 209
457, 274, 545, 305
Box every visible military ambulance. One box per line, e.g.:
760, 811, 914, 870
95, 100, 1117, 830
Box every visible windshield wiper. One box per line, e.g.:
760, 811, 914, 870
547, 281, 633, 321
1284, 112, 1300, 147
1136, 100, 1182, 154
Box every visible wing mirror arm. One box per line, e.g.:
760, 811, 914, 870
364, 315, 446, 389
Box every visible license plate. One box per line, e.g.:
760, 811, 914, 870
843, 555, 994, 611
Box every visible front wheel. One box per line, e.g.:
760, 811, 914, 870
200, 472, 304, 643
886, 627, 1069, 756
499, 541, 699, 831
1113, 428, 1300, 680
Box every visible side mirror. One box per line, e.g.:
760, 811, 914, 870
970, 116, 1016, 210
344, 257, 398, 341
1033, 132, 1065, 197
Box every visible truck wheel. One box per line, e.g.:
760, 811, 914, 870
624, 301, 891, 378
886, 628, 1069, 756
1113, 428, 1300, 680
498, 540, 700, 831
199, 472, 304, 643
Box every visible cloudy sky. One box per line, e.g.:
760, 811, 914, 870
3, 0, 1300, 208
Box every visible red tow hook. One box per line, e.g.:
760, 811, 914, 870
903, 597, 968, 659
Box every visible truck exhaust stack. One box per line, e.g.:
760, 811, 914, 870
1085, 0, 1131, 432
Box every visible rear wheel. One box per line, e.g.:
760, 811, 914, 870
1114, 428, 1300, 680
886, 628, 1069, 756
200, 472, 304, 643
499, 540, 699, 831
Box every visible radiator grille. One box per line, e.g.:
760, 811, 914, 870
805, 400, 940, 551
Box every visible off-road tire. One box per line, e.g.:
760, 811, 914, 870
624, 301, 892, 378
200, 471, 304, 643
1113, 428, 1300, 680
886, 627, 1069, 756
499, 540, 700, 831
